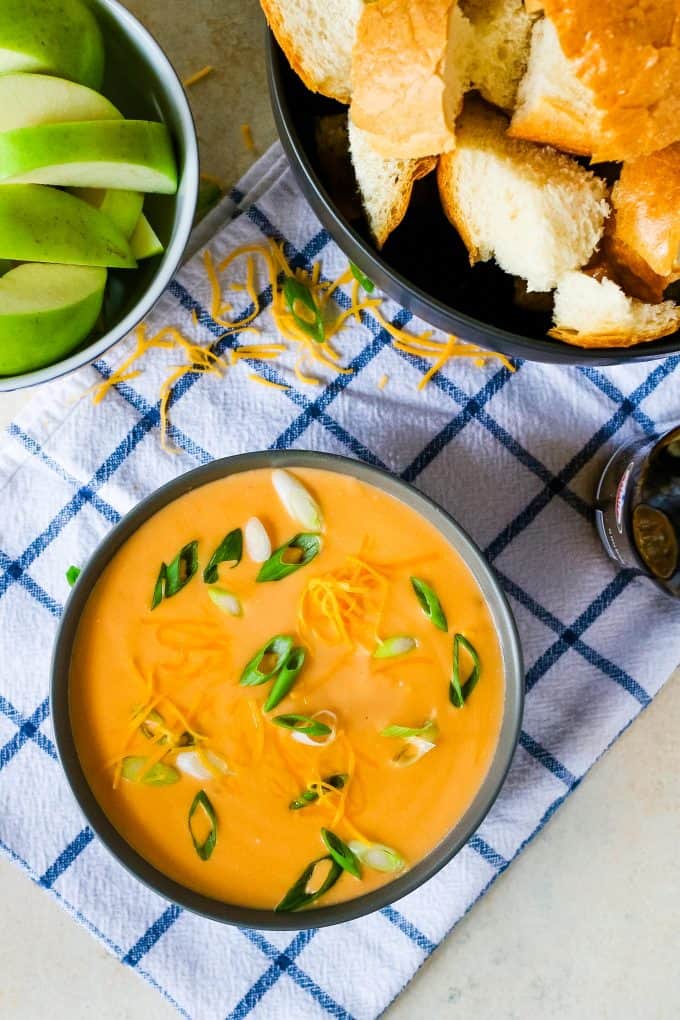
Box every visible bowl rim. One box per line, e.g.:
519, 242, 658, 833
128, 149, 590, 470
51, 449, 524, 930
265, 32, 680, 368
0, 0, 199, 393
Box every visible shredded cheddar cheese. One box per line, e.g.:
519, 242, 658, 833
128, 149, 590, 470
248, 374, 289, 390
298, 556, 389, 648
182, 65, 214, 88
91, 245, 515, 450
371, 307, 516, 386
240, 123, 257, 154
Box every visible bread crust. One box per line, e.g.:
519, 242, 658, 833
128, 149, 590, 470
351, 0, 460, 159
508, 100, 596, 157
374, 155, 438, 249
611, 143, 680, 280
549, 318, 680, 348
437, 149, 480, 262
260, 0, 353, 103
537, 1, 680, 161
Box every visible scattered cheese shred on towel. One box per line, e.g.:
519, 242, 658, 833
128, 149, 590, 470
240, 124, 257, 154
248, 374, 289, 391
370, 308, 515, 387
91, 243, 515, 448
90, 323, 228, 452
182, 65, 214, 88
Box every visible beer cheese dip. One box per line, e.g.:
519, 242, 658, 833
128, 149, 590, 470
70, 467, 504, 912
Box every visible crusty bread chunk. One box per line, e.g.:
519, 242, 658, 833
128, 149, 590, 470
437, 99, 609, 292
348, 117, 436, 249
260, 0, 363, 103
550, 271, 680, 348
611, 144, 680, 281
461, 0, 534, 111
509, 1, 680, 161
351, 0, 473, 160
509, 18, 598, 156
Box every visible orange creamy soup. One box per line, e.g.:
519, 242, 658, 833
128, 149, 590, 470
70, 467, 505, 912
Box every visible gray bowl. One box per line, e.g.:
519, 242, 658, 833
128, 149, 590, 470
51, 451, 524, 929
0, 0, 199, 392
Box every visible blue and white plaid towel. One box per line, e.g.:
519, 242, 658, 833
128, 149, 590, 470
1, 143, 679, 1020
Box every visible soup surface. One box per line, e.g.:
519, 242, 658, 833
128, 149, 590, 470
70, 467, 505, 911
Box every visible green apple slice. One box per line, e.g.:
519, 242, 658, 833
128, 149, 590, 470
0, 263, 106, 376
0, 0, 104, 90
0, 75, 139, 237
0, 121, 178, 193
0, 73, 119, 132
72, 188, 144, 238
130, 215, 164, 260
0, 184, 136, 268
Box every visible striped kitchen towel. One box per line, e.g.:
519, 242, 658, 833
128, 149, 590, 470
0, 142, 679, 1020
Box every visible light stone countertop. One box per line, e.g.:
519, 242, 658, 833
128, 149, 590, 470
1, 2, 679, 1017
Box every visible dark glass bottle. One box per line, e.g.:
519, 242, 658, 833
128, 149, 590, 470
595, 424, 680, 597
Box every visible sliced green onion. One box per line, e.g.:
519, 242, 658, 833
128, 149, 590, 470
245, 516, 271, 562
264, 646, 306, 712
349, 261, 375, 292
256, 533, 321, 582
291, 710, 337, 747
380, 720, 439, 740
140, 710, 192, 747
273, 713, 332, 737
188, 789, 217, 861
282, 276, 325, 344
450, 633, 481, 708
349, 840, 405, 873
152, 541, 199, 608
203, 528, 242, 584
275, 854, 342, 912
140, 709, 169, 744
176, 749, 230, 780
410, 577, 447, 631
393, 736, 437, 767
208, 586, 242, 616
120, 756, 180, 786
373, 635, 417, 659
151, 563, 166, 609
321, 828, 361, 878
272, 469, 324, 531
66, 565, 81, 587
239, 634, 294, 686
289, 773, 348, 810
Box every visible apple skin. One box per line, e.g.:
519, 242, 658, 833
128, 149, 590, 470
72, 188, 144, 238
130, 214, 164, 260
0, 72, 118, 132
0, 120, 178, 193
0, 184, 136, 268
0, 263, 107, 375
0, 0, 105, 90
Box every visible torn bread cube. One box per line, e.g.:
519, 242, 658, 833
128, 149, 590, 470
348, 117, 436, 248
260, 0, 363, 103
550, 271, 680, 348
509, 2, 680, 161
351, 0, 473, 160
437, 99, 609, 292
462, 0, 535, 111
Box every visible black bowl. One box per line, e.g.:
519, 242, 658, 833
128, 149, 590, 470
266, 34, 680, 367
